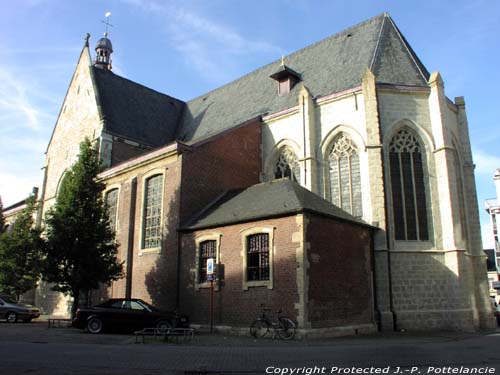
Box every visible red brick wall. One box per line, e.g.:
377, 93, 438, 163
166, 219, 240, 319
179, 120, 261, 224
179, 216, 300, 327
306, 214, 374, 328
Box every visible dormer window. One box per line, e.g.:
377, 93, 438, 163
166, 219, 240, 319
270, 62, 301, 97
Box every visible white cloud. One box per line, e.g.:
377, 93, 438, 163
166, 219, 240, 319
121, 0, 283, 82
473, 149, 500, 176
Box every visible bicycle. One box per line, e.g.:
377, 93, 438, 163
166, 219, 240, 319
249, 305, 296, 340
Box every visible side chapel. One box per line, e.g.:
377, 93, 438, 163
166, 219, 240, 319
24, 13, 493, 334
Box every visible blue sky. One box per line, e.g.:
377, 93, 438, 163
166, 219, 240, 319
0, 0, 498, 247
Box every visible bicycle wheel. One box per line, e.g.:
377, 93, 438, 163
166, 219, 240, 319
276, 318, 296, 340
250, 319, 270, 338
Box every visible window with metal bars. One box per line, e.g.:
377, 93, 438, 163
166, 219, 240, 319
247, 233, 270, 281
142, 174, 163, 249
199, 240, 216, 283
105, 188, 118, 232
389, 129, 429, 241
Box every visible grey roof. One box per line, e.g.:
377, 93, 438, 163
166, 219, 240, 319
181, 179, 371, 231
89, 13, 430, 148
91, 67, 185, 147
176, 13, 430, 143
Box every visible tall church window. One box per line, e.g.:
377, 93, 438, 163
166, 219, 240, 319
105, 188, 119, 232
328, 133, 362, 217
142, 174, 163, 249
389, 129, 429, 241
274, 147, 300, 182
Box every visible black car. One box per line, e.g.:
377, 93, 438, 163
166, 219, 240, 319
72, 298, 188, 334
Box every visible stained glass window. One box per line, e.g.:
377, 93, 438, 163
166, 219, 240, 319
389, 129, 429, 241
274, 147, 300, 182
143, 174, 163, 249
328, 133, 362, 217
105, 188, 118, 232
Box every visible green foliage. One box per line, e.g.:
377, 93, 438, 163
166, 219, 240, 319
0, 196, 42, 299
0, 196, 5, 235
41, 138, 123, 314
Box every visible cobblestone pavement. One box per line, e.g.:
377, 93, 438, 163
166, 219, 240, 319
0, 321, 499, 374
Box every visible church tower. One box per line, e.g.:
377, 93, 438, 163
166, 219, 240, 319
94, 34, 113, 70
94, 12, 113, 70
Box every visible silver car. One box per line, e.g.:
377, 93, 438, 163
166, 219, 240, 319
0, 296, 41, 323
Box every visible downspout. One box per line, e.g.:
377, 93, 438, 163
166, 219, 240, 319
36, 164, 49, 228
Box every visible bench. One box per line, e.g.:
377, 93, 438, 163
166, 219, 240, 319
134, 327, 194, 344
47, 318, 72, 328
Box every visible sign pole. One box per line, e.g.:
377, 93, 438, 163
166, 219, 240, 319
210, 278, 214, 333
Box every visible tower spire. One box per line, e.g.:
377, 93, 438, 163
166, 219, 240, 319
94, 12, 114, 70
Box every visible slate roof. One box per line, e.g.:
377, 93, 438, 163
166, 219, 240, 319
89, 13, 430, 148
91, 67, 185, 147
181, 179, 371, 231
176, 13, 430, 143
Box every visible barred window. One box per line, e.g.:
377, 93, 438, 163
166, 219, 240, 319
274, 147, 300, 183
105, 188, 119, 232
247, 234, 269, 281
199, 240, 216, 283
389, 129, 429, 241
328, 133, 362, 217
142, 174, 163, 249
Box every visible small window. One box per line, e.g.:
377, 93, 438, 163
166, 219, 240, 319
274, 147, 300, 182
247, 234, 270, 282
199, 240, 217, 283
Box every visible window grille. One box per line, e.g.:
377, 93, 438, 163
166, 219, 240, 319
199, 240, 216, 283
143, 174, 163, 248
389, 129, 429, 241
328, 133, 362, 217
274, 147, 300, 182
247, 234, 270, 281
106, 188, 118, 232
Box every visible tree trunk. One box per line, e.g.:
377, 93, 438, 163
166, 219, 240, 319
71, 289, 80, 319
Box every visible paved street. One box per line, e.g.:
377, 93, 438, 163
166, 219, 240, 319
0, 321, 499, 374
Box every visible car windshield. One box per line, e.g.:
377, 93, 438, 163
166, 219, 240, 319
1, 297, 17, 304
138, 300, 159, 312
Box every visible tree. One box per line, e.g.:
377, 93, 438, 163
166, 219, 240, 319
0, 196, 42, 300
42, 138, 123, 317
0, 196, 6, 235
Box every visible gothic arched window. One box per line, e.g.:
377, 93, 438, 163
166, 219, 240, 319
274, 147, 300, 182
328, 133, 362, 217
389, 129, 429, 241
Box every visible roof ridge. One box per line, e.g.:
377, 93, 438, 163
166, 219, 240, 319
185, 13, 388, 105
383, 15, 430, 81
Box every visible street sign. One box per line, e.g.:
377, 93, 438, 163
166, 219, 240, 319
207, 258, 215, 275
206, 274, 214, 282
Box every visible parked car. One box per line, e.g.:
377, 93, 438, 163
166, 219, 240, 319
0, 296, 41, 323
72, 298, 189, 334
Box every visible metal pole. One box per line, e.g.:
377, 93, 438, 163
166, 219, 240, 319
210, 279, 214, 333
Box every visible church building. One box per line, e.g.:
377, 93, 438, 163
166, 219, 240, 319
27, 13, 493, 334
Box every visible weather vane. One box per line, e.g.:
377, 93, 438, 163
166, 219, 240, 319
101, 11, 113, 37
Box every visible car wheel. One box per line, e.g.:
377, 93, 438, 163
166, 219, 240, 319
156, 319, 173, 333
6, 312, 17, 323
86, 317, 103, 334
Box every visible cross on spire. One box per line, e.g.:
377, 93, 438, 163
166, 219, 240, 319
101, 11, 113, 37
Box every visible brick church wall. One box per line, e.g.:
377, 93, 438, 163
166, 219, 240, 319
306, 214, 374, 328
179, 216, 301, 327
179, 120, 262, 224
